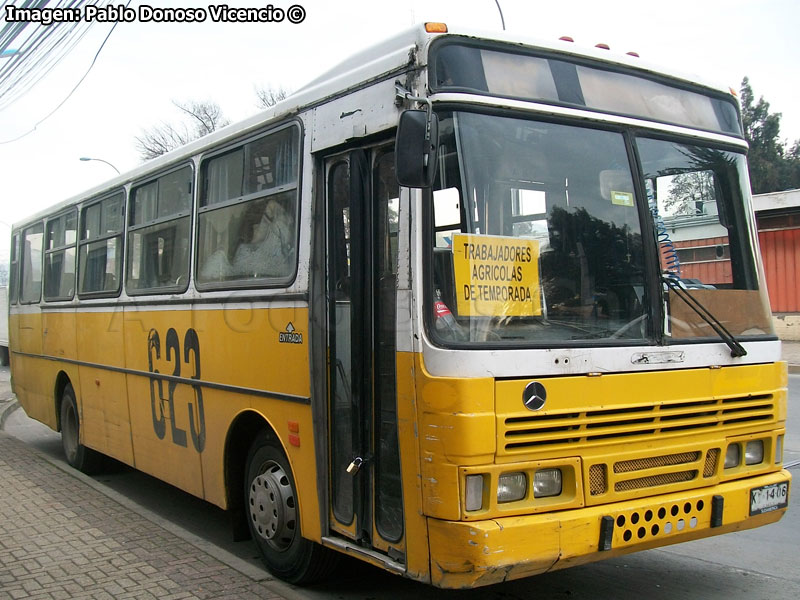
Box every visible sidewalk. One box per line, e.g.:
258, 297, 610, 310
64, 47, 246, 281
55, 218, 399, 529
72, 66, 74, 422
0, 397, 290, 599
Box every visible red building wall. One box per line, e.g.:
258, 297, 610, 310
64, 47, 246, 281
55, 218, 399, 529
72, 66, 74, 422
758, 227, 800, 313
668, 213, 800, 314
673, 237, 732, 286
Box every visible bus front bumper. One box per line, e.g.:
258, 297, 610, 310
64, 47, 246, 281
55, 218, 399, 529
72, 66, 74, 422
427, 469, 791, 589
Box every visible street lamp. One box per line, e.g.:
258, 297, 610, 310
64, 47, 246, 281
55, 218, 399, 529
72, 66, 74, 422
79, 157, 120, 174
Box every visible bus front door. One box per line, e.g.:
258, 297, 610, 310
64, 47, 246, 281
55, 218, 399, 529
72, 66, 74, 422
326, 145, 405, 562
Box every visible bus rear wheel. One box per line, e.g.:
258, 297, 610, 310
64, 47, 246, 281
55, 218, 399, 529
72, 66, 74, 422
60, 383, 104, 474
244, 431, 338, 584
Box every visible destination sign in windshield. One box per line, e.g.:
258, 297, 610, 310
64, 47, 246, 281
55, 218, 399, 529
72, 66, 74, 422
452, 233, 541, 317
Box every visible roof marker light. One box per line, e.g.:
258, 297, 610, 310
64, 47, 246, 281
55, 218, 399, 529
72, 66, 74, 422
425, 22, 448, 33
626, 51, 640, 57
559, 36, 574, 42
595, 43, 610, 50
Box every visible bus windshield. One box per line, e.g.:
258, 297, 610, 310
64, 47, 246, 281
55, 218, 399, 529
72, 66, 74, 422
429, 111, 774, 346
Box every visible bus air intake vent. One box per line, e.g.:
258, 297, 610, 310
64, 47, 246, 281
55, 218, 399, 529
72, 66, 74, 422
615, 470, 698, 492
590, 464, 607, 496
703, 448, 720, 478
590, 450, 706, 498
503, 393, 774, 453
614, 452, 700, 474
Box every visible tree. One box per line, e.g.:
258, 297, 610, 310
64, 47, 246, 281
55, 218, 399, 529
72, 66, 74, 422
786, 139, 800, 190
135, 99, 230, 161
254, 85, 290, 109
135, 88, 290, 160
665, 170, 716, 216
740, 77, 800, 194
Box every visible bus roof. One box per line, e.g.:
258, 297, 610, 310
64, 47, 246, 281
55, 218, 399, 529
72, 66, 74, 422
13, 23, 737, 229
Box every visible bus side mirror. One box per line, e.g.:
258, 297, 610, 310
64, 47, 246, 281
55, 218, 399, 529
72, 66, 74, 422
396, 109, 439, 188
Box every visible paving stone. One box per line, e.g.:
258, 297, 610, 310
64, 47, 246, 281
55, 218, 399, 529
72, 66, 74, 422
0, 433, 286, 600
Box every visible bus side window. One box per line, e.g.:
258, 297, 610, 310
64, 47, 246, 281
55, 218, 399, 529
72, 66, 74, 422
79, 193, 124, 297
196, 124, 300, 288
127, 166, 192, 294
44, 210, 77, 301
20, 223, 44, 304
9, 232, 20, 304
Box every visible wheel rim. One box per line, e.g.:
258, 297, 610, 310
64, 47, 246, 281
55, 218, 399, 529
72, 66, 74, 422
62, 402, 78, 463
249, 460, 297, 551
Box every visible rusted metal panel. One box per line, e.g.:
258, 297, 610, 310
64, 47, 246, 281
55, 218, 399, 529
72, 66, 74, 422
758, 228, 800, 312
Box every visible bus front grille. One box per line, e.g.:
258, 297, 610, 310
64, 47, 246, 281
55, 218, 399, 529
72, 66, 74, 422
614, 451, 701, 473
614, 470, 697, 492
589, 448, 719, 499
502, 393, 775, 453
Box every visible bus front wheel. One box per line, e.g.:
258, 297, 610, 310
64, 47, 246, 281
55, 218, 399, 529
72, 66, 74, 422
60, 383, 104, 474
244, 431, 338, 584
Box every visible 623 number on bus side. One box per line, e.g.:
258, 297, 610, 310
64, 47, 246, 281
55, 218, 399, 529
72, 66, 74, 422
147, 327, 206, 453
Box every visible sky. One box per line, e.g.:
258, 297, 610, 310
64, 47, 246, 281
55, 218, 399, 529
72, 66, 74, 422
1, 0, 799, 263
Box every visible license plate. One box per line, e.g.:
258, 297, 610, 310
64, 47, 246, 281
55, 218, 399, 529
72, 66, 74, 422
750, 482, 789, 515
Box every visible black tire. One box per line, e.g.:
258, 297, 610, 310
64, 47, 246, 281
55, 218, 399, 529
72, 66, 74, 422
244, 430, 339, 584
60, 383, 104, 474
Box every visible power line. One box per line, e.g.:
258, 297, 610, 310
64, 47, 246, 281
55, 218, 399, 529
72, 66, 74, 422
0, 1, 107, 110
494, 0, 506, 31
0, 0, 129, 144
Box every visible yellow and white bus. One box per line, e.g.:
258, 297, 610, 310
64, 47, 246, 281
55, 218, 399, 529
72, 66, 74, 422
8, 23, 790, 588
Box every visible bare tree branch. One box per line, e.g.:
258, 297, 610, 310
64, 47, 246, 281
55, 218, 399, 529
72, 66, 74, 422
255, 85, 290, 109
134, 99, 230, 161
173, 99, 229, 137
134, 88, 289, 162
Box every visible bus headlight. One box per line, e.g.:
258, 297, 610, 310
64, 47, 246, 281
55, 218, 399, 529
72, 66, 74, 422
745, 440, 764, 465
724, 444, 740, 469
533, 468, 562, 498
497, 472, 527, 503
465, 474, 484, 511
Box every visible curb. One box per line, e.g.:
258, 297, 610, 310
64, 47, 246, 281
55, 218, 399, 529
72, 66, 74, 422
37, 449, 278, 585
0, 397, 19, 431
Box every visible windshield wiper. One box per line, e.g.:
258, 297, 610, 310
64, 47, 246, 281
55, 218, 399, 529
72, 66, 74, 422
662, 274, 747, 358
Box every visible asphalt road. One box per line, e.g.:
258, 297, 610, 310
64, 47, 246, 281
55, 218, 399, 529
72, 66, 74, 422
2, 366, 799, 599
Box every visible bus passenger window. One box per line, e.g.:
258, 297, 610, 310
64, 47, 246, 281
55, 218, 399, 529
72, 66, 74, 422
79, 192, 124, 297
206, 149, 244, 203
127, 166, 192, 294
196, 124, 300, 288
44, 210, 77, 301
20, 223, 44, 304
9, 233, 19, 304
198, 194, 295, 281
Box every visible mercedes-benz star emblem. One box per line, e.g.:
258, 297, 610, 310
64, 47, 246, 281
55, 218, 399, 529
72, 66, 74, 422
522, 381, 547, 411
